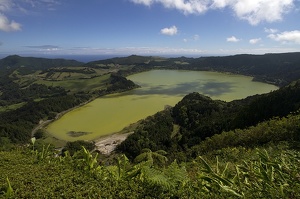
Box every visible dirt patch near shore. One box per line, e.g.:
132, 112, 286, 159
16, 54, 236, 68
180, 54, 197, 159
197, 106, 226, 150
94, 132, 133, 155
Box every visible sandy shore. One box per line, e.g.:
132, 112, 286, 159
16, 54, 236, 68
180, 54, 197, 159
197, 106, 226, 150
94, 132, 133, 155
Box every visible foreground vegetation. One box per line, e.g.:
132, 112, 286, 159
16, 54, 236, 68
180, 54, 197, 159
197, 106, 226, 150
1, 139, 300, 198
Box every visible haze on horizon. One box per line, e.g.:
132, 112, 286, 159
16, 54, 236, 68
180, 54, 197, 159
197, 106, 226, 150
0, 0, 299, 58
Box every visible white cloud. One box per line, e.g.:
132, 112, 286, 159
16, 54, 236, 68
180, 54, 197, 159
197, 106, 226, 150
0, 0, 62, 32
130, 0, 295, 25
0, 0, 20, 31
0, 13, 21, 31
131, 0, 208, 14
160, 25, 178, 36
131, 0, 154, 6
268, 30, 300, 44
232, 0, 294, 25
249, 38, 261, 44
264, 28, 279, 34
227, 36, 240, 42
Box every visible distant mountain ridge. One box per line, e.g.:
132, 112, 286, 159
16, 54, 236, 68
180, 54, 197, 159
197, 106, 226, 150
85, 55, 165, 65
1, 52, 300, 86
191, 52, 300, 86
0, 55, 83, 74
84, 52, 300, 87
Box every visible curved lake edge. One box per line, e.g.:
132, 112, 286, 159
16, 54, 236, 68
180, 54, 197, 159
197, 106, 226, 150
40, 69, 279, 146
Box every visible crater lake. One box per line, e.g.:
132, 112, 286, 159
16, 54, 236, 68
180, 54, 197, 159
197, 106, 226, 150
46, 70, 278, 141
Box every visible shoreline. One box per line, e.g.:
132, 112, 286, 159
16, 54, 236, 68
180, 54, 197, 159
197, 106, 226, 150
93, 132, 133, 155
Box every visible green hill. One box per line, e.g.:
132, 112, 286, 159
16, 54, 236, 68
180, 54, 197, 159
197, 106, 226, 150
0, 55, 83, 75
85, 54, 166, 66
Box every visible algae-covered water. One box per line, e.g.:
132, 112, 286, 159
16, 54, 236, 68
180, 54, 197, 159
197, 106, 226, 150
46, 70, 278, 141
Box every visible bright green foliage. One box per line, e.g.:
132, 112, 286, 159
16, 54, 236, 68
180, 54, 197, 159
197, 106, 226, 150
1, 146, 300, 198
134, 148, 168, 167
195, 156, 243, 198
72, 146, 100, 173
62, 140, 95, 156
189, 149, 300, 198
234, 149, 300, 198
106, 154, 132, 180
30, 138, 53, 163
3, 177, 13, 198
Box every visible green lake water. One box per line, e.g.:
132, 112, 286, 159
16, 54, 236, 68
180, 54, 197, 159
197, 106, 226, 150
46, 70, 278, 141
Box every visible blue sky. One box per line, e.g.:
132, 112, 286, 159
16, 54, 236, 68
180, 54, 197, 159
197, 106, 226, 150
0, 0, 300, 58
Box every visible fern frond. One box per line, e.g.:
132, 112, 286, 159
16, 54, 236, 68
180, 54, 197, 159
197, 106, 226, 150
142, 166, 172, 189
164, 160, 188, 184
